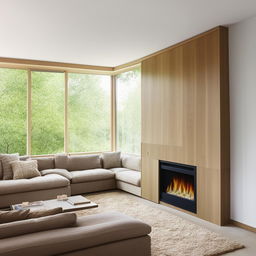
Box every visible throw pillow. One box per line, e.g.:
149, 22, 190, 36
11, 160, 41, 179
102, 151, 121, 169
0, 209, 30, 224
27, 207, 63, 219
0, 153, 19, 180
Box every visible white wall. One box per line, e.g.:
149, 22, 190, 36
229, 15, 256, 228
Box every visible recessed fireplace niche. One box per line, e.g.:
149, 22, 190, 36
159, 160, 197, 213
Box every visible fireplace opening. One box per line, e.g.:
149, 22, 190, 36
159, 160, 197, 213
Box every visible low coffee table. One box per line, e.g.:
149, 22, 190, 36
11, 195, 98, 212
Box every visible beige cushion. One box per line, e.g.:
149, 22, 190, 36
11, 160, 41, 180
102, 151, 121, 169
0, 212, 150, 255
41, 168, 72, 180
28, 207, 63, 219
0, 209, 30, 224
55, 154, 102, 171
31, 157, 55, 171
122, 154, 141, 171
71, 169, 115, 183
0, 212, 77, 239
115, 170, 141, 186
110, 167, 132, 174
68, 155, 101, 171
0, 153, 19, 180
0, 174, 70, 195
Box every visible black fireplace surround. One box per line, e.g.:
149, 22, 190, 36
159, 160, 197, 213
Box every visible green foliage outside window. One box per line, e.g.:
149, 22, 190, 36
116, 67, 141, 155
0, 68, 27, 155
68, 73, 111, 152
0, 67, 141, 156
31, 71, 65, 155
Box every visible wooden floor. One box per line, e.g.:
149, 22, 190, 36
134, 195, 256, 256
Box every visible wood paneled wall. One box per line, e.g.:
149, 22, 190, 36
141, 27, 229, 225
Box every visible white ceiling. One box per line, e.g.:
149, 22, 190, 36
0, 0, 256, 67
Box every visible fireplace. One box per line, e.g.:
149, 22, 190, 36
159, 160, 197, 213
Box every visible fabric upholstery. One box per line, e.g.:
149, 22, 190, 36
55, 154, 102, 171
68, 155, 101, 171
31, 157, 55, 171
0, 187, 71, 208
0, 209, 30, 224
0, 174, 69, 195
121, 154, 141, 171
11, 160, 41, 180
40, 168, 72, 180
0, 212, 151, 256
28, 207, 63, 219
55, 153, 68, 169
62, 236, 151, 256
0, 213, 77, 239
19, 156, 30, 161
116, 181, 141, 196
102, 151, 121, 169
115, 170, 141, 186
71, 179, 116, 195
71, 169, 115, 183
0, 153, 19, 180
110, 167, 132, 174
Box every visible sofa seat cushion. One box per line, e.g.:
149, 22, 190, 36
110, 167, 132, 174
40, 169, 72, 180
0, 212, 151, 256
115, 170, 141, 187
71, 169, 115, 183
0, 174, 70, 195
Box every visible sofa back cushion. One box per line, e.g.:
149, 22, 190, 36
68, 155, 101, 171
55, 153, 69, 169
102, 152, 121, 169
19, 155, 30, 161
122, 154, 141, 171
32, 157, 55, 171
0, 153, 19, 180
55, 154, 101, 171
0, 212, 77, 239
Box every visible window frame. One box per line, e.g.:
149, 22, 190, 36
0, 61, 141, 156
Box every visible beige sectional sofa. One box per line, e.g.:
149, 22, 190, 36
0, 211, 151, 256
0, 153, 141, 208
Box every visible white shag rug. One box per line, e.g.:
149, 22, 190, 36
76, 191, 244, 256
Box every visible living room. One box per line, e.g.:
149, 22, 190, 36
0, 0, 256, 255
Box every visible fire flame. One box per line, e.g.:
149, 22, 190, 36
166, 177, 194, 200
